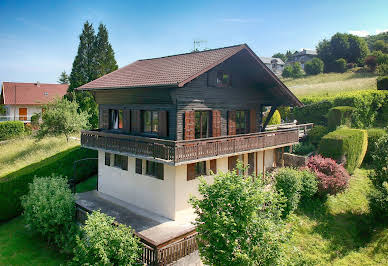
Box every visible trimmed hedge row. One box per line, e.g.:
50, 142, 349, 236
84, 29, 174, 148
290, 90, 388, 128
0, 121, 25, 140
0, 146, 97, 221
377, 76, 388, 90
364, 128, 387, 164
327, 106, 355, 130
319, 127, 367, 174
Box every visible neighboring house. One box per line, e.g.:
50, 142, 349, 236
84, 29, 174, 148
76, 44, 307, 264
287, 49, 317, 69
259, 57, 285, 75
0, 82, 68, 122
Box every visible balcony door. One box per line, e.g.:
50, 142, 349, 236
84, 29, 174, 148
19, 108, 27, 121
195, 111, 210, 139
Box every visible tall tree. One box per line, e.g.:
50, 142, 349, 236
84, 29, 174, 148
348, 35, 369, 64
58, 71, 69, 84
94, 24, 118, 77
272, 52, 287, 62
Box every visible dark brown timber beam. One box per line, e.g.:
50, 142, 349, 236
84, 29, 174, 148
261, 105, 277, 131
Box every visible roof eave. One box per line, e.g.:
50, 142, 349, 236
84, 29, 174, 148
77, 83, 180, 91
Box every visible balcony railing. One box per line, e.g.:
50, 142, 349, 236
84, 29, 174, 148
81, 124, 311, 165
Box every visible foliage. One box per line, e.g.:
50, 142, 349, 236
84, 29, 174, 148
0, 121, 25, 140
277, 106, 290, 122
364, 128, 387, 164
57, 71, 69, 84
304, 58, 324, 75
292, 142, 315, 155
299, 169, 318, 202
30, 113, 40, 129
372, 40, 388, 53
282, 62, 304, 78
319, 127, 367, 174
272, 52, 287, 62
305, 155, 350, 196
37, 97, 89, 142
274, 167, 302, 217
368, 134, 388, 219
364, 55, 378, 71
21, 175, 77, 252
68, 21, 118, 128
306, 125, 329, 147
0, 104, 6, 115
73, 210, 142, 265
0, 146, 97, 221
263, 109, 281, 125
377, 64, 388, 76
190, 164, 288, 266
327, 106, 355, 130
282, 65, 293, 78
334, 58, 347, 73
365, 32, 388, 52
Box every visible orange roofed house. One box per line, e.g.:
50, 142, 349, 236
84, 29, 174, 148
0, 82, 68, 122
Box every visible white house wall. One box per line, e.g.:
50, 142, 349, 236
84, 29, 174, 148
6, 105, 42, 119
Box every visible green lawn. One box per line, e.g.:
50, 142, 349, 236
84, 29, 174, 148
286, 169, 388, 265
76, 175, 98, 193
283, 72, 378, 97
0, 136, 79, 178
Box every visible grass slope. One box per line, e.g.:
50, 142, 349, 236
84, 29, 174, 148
287, 169, 388, 265
283, 72, 377, 97
0, 136, 79, 178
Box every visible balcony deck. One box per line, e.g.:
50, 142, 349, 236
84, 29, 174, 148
81, 123, 312, 165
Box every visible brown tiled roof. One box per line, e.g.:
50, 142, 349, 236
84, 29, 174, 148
1, 82, 68, 105
79, 44, 246, 90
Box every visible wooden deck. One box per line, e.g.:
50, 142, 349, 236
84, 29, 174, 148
81, 123, 312, 165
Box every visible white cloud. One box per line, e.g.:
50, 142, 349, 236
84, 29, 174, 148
348, 30, 370, 37
376, 29, 388, 34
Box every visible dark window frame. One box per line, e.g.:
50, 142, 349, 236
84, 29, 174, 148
216, 71, 231, 87
142, 110, 159, 134
105, 152, 111, 166
195, 161, 206, 177
113, 154, 128, 171
109, 109, 123, 130
145, 160, 164, 180
235, 110, 247, 135
195, 111, 210, 139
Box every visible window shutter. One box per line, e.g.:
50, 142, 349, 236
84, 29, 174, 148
210, 159, 217, 174
131, 110, 141, 133
101, 108, 109, 129
228, 111, 236, 136
123, 110, 131, 133
228, 156, 237, 171
249, 109, 256, 133
158, 111, 168, 137
212, 110, 221, 137
248, 153, 254, 175
136, 159, 142, 174
184, 111, 195, 140
187, 163, 196, 181
122, 156, 128, 171
157, 163, 164, 180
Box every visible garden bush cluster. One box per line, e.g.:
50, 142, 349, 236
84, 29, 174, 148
377, 76, 388, 90
0, 121, 25, 140
306, 125, 329, 147
327, 106, 355, 130
364, 128, 387, 164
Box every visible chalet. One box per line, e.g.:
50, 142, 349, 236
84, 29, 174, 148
259, 57, 285, 75
76, 44, 309, 264
0, 82, 68, 122
286, 49, 317, 69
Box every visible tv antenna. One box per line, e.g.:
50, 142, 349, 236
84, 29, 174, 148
193, 40, 207, 52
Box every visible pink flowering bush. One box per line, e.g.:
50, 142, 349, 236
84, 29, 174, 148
303, 155, 350, 196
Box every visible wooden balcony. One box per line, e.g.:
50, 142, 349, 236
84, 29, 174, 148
81, 126, 306, 165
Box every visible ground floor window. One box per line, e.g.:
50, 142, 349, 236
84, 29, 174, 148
187, 161, 206, 181
105, 152, 111, 166
114, 154, 128, 171
146, 160, 164, 180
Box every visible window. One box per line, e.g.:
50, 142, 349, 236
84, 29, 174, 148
236, 111, 247, 134
105, 152, 111, 166
143, 111, 159, 134
216, 71, 231, 87
114, 154, 128, 170
187, 161, 207, 181
146, 161, 164, 179
135, 159, 142, 174
195, 111, 209, 139
109, 109, 123, 129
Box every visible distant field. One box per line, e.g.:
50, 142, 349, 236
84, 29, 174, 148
283, 72, 378, 97
0, 136, 79, 178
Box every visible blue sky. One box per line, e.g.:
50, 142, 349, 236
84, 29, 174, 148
0, 0, 387, 84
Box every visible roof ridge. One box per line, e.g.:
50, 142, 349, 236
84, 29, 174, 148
137, 43, 246, 62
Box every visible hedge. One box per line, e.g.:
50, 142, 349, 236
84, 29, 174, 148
0, 121, 25, 140
0, 146, 97, 221
327, 106, 355, 130
364, 128, 387, 164
319, 127, 367, 174
263, 110, 281, 125
377, 76, 388, 90
290, 90, 388, 128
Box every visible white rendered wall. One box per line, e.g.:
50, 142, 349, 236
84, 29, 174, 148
98, 151, 176, 219
6, 105, 42, 120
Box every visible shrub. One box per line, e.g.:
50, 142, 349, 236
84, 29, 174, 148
0, 121, 25, 140
30, 113, 41, 129
307, 125, 329, 147
282, 63, 304, 78
327, 106, 355, 130
292, 100, 333, 125
292, 142, 315, 155
73, 211, 142, 265
263, 110, 281, 125
304, 58, 324, 75
282, 65, 293, 78
364, 55, 378, 71
0, 146, 97, 221
305, 155, 350, 196
190, 164, 287, 265
334, 58, 347, 73
274, 167, 302, 217
364, 128, 387, 164
377, 76, 388, 90
376, 64, 388, 76
319, 127, 367, 174
21, 175, 78, 252
299, 169, 318, 201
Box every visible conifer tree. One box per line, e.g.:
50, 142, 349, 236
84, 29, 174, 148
95, 24, 118, 77
57, 71, 69, 84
